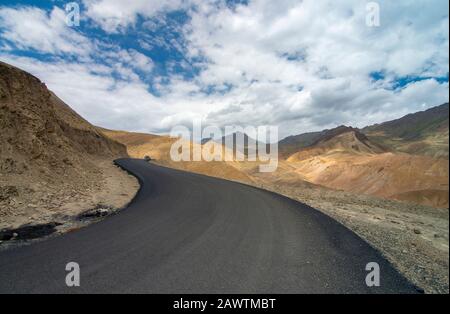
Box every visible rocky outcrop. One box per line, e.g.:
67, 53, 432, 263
0, 61, 133, 228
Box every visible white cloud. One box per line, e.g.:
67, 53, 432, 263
0, 6, 93, 56
83, 0, 185, 32
0, 54, 165, 132
0, 0, 448, 139
177, 0, 449, 137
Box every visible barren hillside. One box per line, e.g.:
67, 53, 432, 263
99, 128, 254, 183
286, 127, 449, 208
0, 62, 138, 229
363, 103, 449, 158
287, 126, 387, 160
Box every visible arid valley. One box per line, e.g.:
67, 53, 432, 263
1, 62, 448, 293
0, 0, 448, 298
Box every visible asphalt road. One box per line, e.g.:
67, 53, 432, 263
0, 159, 417, 293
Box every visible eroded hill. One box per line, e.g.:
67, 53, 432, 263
285, 126, 448, 208
98, 128, 254, 184
0, 62, 138, 229
363, 103, 449, 158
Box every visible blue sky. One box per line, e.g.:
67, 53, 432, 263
0, 0, 448, 138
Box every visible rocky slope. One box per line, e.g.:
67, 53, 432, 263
285, 127, 448, 208
279, 130, 326, 159
0, 61, 138, 229
286, 126, 386, 160
363, 103, 449, 158
280, 103, 449, 159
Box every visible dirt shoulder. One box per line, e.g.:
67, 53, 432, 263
0, 159, 139, 239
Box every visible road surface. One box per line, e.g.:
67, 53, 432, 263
0, 159, 417, 293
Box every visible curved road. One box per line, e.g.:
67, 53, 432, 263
0, 159, 416, 293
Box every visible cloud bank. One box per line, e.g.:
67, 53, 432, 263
0, 0, 448, 139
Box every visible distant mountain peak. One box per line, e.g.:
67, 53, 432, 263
363, 103, 449, 158
311, 125, 361, 145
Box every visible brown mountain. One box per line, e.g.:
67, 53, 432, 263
214, 132, 269, 157
280, 104, 449, 159
279, 126, 387, 160
99, 128, 254, 183
278, 130, 327, 159
0, 61, 138, 229
363, 103, 449, 158
287, 126, 386, 161
285, 126, 448, 208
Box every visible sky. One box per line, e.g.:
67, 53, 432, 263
0, 0, 448, 140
